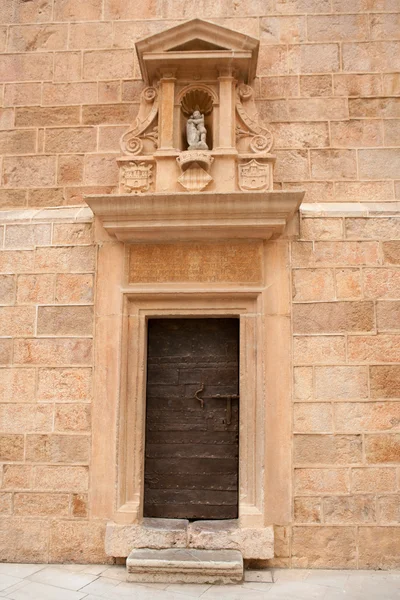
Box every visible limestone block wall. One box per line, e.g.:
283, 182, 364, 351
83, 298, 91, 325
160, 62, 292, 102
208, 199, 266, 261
0, 207, 110, 563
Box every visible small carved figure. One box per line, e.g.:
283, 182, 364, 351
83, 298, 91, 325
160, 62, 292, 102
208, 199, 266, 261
186, 110, 208, 150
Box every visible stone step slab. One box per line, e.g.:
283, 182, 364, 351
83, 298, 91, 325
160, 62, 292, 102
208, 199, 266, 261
126, 548, 243, 584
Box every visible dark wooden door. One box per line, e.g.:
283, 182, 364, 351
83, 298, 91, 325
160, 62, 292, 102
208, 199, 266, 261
143, 318, 239, 520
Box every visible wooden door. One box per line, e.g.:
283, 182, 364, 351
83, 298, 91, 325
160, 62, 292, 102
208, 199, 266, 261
143, 318, 239, 520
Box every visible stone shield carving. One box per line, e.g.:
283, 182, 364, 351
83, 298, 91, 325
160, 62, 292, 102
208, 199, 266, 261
121, 162, 153, 193
238, 159, 270, 192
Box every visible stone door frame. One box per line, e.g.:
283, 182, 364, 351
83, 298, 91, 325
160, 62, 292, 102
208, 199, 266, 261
90, 238, 292, 545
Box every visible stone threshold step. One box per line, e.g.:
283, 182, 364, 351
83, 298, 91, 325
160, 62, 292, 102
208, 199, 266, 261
127, 548, 243, 584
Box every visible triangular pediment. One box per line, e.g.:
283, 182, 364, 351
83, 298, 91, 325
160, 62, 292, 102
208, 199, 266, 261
136, 19, 259, 83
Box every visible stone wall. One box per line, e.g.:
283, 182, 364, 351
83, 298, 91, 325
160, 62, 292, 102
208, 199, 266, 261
0, 0, 399, 567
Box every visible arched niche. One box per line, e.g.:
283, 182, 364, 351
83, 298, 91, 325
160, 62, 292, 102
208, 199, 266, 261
177, 85, 218, 151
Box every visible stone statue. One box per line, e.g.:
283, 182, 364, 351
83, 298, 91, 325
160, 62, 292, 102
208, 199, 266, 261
186, 110, 208, 150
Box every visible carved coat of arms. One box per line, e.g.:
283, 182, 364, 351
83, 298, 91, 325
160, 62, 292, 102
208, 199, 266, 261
121, 161, 153, 194
238, 159, 270, 192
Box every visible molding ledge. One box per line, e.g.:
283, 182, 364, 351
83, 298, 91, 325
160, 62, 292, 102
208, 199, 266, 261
85, 191, 304, 243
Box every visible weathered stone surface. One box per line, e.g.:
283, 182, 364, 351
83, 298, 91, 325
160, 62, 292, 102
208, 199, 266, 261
315, 366, 368, 399
293, 367, 313, 400
378, 496, 400, 524
38, 368, 92, 402
294, 497, 321, 523
0, 518, 49, 563
17, 274, 55, 304
55, 404, 91, 432
33, 466, 89, 492
3, 156, 56, 188
187, 520, 274, 560
348, 335, 400, 363
370, 366, 400, 398
294, 403, 333, 433
335, 268, 362, 299
310, 149, 357, 179
292, 526, 357, 568
55, 273, 94, 303
351, 468, 397, 493
13, 493, 70, 517
364, 268, 400, 299
293, 335, 346, 364
294, 468, 349, 494
26, 434, 90, 463
35, 246, 95, 272
0, 404, 53, 433
300, 75, 332, 97
347, 218, 400, 240
292, 241, 379, 267
323, 496, 376, 524
14, 339, 93, 366
127, 548, 243, 584
293, 301, 375, 334
294, 434, 362, 464
365, 434, 400, 464
335, 402, 400, 433
0, 368, 35, 403
105, 519, 188, 557
1, 465, 32, 490
0, 434, 24, 461
37, 306, 93, 336
50, 520, 111, 563
358, 527, 400, 569
53, 223, 93, 245
300, 218, 343, 240
292, 269, 335, 302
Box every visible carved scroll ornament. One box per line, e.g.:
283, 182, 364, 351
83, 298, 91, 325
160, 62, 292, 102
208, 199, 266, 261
235, 83, 273, 154
120, 86, 159, 155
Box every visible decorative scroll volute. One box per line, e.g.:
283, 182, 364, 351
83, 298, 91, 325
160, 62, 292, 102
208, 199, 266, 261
235, 83, 274, 154
120, 86, 159, 156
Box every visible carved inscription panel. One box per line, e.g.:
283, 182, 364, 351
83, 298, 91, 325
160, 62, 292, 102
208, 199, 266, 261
128, 242, 263, 284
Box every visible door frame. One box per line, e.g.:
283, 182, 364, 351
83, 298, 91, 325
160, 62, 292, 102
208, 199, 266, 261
116, 291, 264, 528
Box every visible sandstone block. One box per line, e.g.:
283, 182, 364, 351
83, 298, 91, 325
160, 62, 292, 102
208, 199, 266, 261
72, 493, 88, 517
259, 76, 299, 99
333, 73, 382, 97
260, 16, 305, 44
383, 241, 400, 265
274, 122, 330, 150
15, 106, 80, 127
294, 367, 313, 400
258, 45, 288, 76
364, 269, 400, 299
105, 519, 188, 557
335, 402, 400, 433
8, 24, 68, 52
383, 73, 400, 95
299, 75, 332, 97
370, 366, 400, 398
0, 0, 53, 23
295, 468, 349, 494
336, 269, 362, 300
294, 497, 321, 523
275, 0, 331, 14
384, 120, 400, 147
187, 520, 274, 560
99, 125, 129, 151
53, 223, 93, 246
323, 496, 376, 524
0, 434, 24, 461
292, 526, 357, 568
350, 98, 400, 119
287, 98, 348, 121
57, 155, 84, 186
84, 50, 135, 80
4, 83, 42, 107
343, 41, 400, 73
372, 12, 400, 38
50, 520, 110, 563
300, 218, 342, 241
69, 22, 113, 50
0, 109, 14, 130
0, 493, 11, 515
0, 368, 35, 403
82, 103, 137, 125
335, 181, 393, 202
0, 404, 53, 433
0, 190, 27, 209
84, 154, 119, 185
37, 306, 93, 336
294, 434, 362, 465
293, 335, 346, 364
38, 368, 92, 402
17, 274, 55, 304
0, 54, 52, 82
0, 251, 34, 274
377, 496, 400, 524
5, 224, 51, 249
365, 434, 400, 464
307, 14, 368, 42
28, 188, 65, 208
315, 366, 368, 400
293, 301, 375, 334
26, 434, 90, 463
45, 128, 97, 154
127, 548, 243, 584
292, 269, 334, 302
55, 404, 91, 432
98, 81, 121, 103
54, 0, 102, 20
0, 306, 35, 336
55, 274, 94, 304
0, 275, 15, 304
34, 465, 89, 492
1, 465, 32, 490
294, 403, 333, 433
0, 340, 12, 365
352, 467, 396, 493
290, 43, 340, 74
3, 156, 56, 188
285, 181, 335, 203
292, 241, 379, 267
54, 52, 81, 82
14, 493, 69, 517
0, 130, 36, 155
348, 335, 400, 363
274, 150, 309, 182
43, 82, 98, 106
35, 246, 95, 272
359, 149, 400, 180
0, 518, 49, 563
310, 149, 357, 180
377, 301, 400, 331
358, 527, 400, 569
14, 339, 93, 366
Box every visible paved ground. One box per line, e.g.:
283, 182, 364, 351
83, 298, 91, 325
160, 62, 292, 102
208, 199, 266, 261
0, 564, 398, 599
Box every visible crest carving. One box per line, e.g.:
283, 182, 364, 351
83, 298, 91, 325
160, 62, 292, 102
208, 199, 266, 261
121, 161, 154, 194
238, 159, 270, 192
